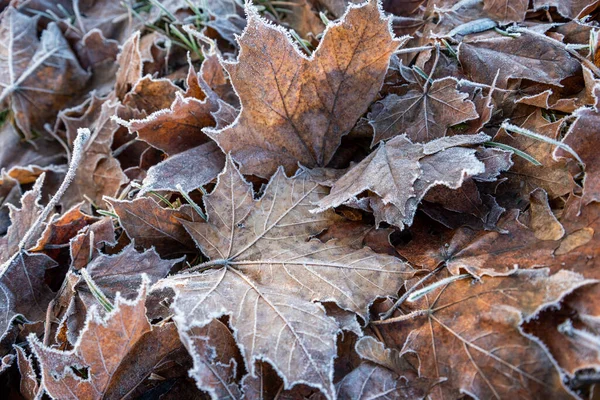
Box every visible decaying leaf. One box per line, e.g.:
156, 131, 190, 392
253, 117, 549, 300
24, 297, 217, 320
0, 177, 56, 342
556, 85, 600, 205
211, 0, 405, 177
108, 197, 201, 257
157, 157, 413, 398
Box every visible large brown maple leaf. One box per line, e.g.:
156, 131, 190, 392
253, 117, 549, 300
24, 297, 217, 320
157, 157, 413, 399
210, 0, 405, 178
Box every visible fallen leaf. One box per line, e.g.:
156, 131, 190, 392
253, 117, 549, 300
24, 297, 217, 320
108, 197, 200, 257
555, 85, 600, 205
0, 9, 90, 138
525, 282, 600, 377
211, 0, 404, 177
176, 319, 243, 399
140, 141, 225, 194
527, 188, 565, 241
158, 157, 413, 399
483, 0, 528, 23
376, 269, 594, 399
459, 32, 581, 89
533, 0, 600, 19
126, 93, 216, 155
30, 278, 198, 400
313, 133, 488, 229
369, 77, 479, 144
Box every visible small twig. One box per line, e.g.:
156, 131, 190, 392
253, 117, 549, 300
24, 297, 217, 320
184, 258, 229, 273
176, 184, 207, 221
19, 128, 90, 251
394, 45, 434, 55
379, 264, 446, 320
423, 43, 441, 93
501, 122, 585, 168
372, 309, 430, 325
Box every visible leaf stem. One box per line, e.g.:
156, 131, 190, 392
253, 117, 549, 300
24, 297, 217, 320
379, 264, 445, 320
185, 258, 229, 273
501, 122, 585, 168
371, 309, 430, 325
19, 128, 90, 250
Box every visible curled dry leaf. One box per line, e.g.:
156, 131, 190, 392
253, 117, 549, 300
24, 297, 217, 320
30, 278, 200, 399
211, 0, 405, 177
157, 157, 413, 399
313, 133, 488, 229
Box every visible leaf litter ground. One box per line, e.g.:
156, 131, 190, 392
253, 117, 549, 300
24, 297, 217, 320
1, 0, 600, 399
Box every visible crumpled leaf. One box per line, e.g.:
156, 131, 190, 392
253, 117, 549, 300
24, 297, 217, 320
459, 32, 581, 89
115, 31, 143, 100
525, 282, 600, 378
313, 133, 488, 229
30, 278, 200, 400
369, 77, 479, 144
336, 363, 434, 400
377, 269, 594, 400
157, 157, 413, 399
0, 9, 90, 138
211, 0, 405, 177
533, 0, 600, 19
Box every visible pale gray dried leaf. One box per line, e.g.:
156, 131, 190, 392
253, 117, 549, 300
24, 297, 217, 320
158, 157, 413, 399
141, 141, 225, 194
313, 134, 488, 229
0, 176, 56, 340
0, 252, 56, 342
458, 33, 581, 89
369, 77, 478, 144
